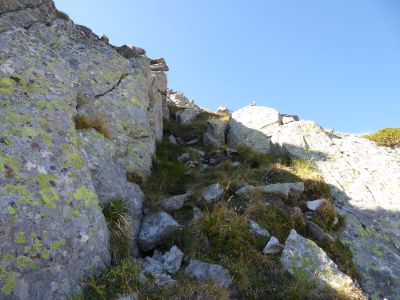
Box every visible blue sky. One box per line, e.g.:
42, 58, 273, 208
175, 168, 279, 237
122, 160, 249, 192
54, 0, 400, 133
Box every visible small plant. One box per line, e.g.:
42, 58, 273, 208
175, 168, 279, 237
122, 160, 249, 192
364, 128, 400, 147
126, 172, 143, 186
101, 198, 133, 264
84, 259, 142, 300
74, 115, 112, 139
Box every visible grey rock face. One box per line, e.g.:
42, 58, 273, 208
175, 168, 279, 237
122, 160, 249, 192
0, 1, 164, 298
202, 183, 225, 203
161, 192, 192, 211
227, 105, 281, 153
141, 257, 176, 287
176, 108, 199, 124
271, 120, 400, 298
281, 230, 353, 290
249, 220, 270, 238
138, 212, 180, 251
262, 236, 284, 255
185, 259, 232, 288
235, 182, 304, 200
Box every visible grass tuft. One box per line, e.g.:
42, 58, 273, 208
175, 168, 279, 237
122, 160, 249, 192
101, 198, 133, 264
75, 115, 112, 139
364, 128, 400, 147
126, 172, 143, 186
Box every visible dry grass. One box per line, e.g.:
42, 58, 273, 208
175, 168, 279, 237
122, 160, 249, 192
74, 115, 112, 139
101, 199, 133, 264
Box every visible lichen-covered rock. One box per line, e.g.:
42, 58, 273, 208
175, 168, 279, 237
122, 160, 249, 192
227, 105, 280, 152
161, 246, 184, 275
271, 120, 400, 298
0, 1, 167, 298
0, 11, 109, 299
185, 259, 232, 288
138, 212, 180, 251
281, 230, 353, 290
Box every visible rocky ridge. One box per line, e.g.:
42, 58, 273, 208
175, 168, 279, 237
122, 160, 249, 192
0, 1, 399, 299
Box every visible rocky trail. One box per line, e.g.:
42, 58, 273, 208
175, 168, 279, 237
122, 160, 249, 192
0, 1, 399, 299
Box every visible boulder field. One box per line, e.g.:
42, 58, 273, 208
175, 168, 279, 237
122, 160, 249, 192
0, 1, 399, 299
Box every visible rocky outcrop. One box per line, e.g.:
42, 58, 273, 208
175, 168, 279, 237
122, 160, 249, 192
271, 120, 400, 299
227, 105, 281, 152
0, 1, 167, 298
166, 90, 198, 109
227, 104, 400, 299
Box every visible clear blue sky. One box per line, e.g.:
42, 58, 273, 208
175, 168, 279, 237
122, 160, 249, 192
54, 0, 400, 133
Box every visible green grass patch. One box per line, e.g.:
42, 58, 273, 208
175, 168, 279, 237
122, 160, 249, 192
101, 198, 133, 264
364, 128, 400, 147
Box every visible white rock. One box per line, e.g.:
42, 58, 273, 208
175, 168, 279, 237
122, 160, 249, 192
306, 199, 325, 211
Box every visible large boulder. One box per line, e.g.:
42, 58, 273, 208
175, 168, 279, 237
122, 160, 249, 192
227, 105, 281, 153
281, 230, 353, 290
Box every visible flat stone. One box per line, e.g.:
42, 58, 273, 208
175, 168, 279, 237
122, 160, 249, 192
185, 259, 232, 288
235, 182, 304, 200
186, 138, 199, 145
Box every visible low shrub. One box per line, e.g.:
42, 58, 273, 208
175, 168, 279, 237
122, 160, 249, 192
364, 128, 400, 147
